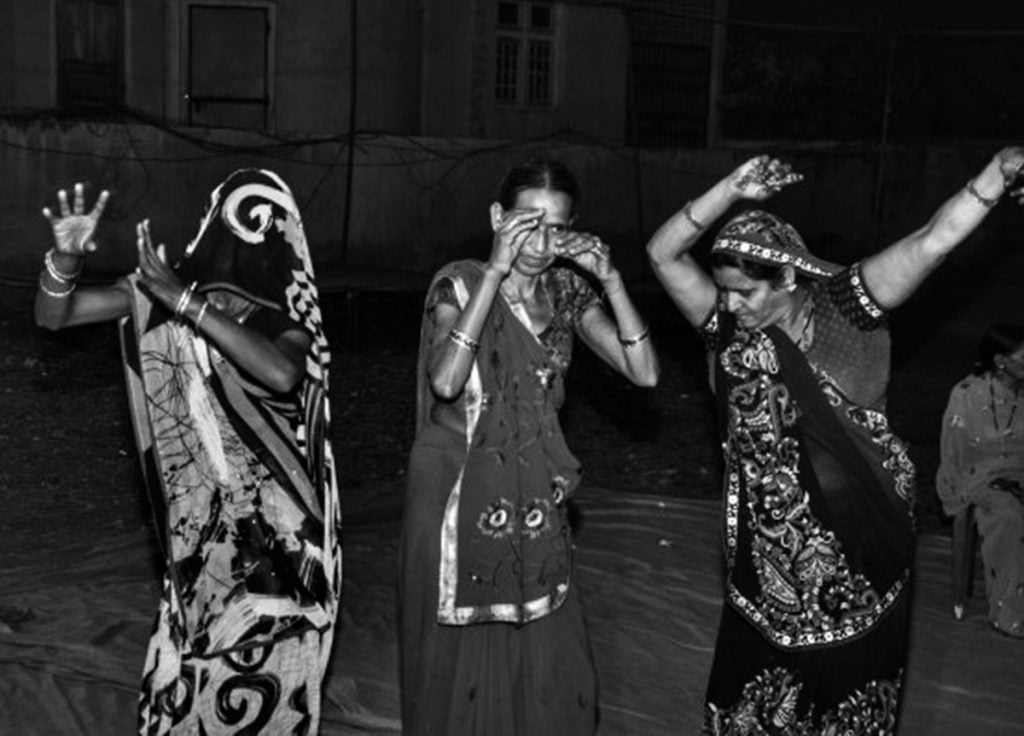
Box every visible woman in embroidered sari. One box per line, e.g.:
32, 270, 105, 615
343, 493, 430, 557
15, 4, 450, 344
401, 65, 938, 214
399, 159, 658, 735
34, 170, 341, 735
937, 324, 1024, 636
647, 149, 1024, 734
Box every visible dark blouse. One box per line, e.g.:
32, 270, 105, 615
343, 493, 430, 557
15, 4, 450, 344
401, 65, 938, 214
429, 265, 602, 376
701, 263, 891, 411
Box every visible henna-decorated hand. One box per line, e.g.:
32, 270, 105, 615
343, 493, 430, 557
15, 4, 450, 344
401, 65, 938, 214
555, 230, 616, 283
996, 146, 1024, 204
729, 155, 803, 200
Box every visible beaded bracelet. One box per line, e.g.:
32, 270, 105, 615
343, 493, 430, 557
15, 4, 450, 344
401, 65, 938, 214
448, 328, 480, 353
965, 179, 999, 208
618, 325, 651, 347
682, 201, 706, 231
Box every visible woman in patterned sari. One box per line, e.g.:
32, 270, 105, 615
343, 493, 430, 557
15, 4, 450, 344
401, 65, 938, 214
35, 169, 341, 735
399, 159, 658, 735
647, 149, 1024, 734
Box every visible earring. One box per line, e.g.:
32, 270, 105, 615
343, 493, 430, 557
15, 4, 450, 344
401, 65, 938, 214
785, 283, 797, 293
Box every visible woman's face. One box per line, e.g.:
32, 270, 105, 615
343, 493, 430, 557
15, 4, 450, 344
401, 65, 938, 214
995, 342, 1024, 384
712, 265, 793, 330
507, 187, 573, 276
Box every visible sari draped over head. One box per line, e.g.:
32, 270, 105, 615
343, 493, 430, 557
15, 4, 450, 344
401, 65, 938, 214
709, 272, 916, 652
410, 260, 581, 626
119, 168, 341, 657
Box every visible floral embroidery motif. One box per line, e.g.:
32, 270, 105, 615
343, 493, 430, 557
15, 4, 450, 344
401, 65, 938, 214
848, 404, 917, 506
817, 375, 917, 508
522, 499, 553, 539
720, 329, 906, 648
534, 364, 556, 390
551, 475, 570, 506
477, 499, 515, 539
705, 667, 902, 735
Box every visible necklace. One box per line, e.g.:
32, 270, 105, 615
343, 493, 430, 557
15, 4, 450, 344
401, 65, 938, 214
988, 373, 1020, 436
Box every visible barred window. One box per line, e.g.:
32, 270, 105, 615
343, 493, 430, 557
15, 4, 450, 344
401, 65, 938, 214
494, 1, 558, 108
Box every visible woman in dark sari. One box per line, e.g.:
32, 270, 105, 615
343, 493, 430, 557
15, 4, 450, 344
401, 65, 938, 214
647, 149, 1024, 733
400, 159, 658, 735
35, 170, 341, 734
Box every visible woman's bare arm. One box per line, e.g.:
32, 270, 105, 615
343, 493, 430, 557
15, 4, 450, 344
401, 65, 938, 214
861, 146, 1024, 309
34, 183, 133, 329
647, 155, 802, 326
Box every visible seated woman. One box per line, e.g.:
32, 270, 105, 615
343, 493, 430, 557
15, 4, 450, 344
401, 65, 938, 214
937, 323, 1024, 636
35, 170, 342, 735
400, 159, 658, 735
647, 148, 1024, 733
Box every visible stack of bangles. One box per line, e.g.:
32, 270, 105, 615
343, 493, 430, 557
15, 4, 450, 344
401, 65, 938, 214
174, 281, 211, 329
448, 328, 480, 353
39, 248, 82, 298
618, 325, 651, 348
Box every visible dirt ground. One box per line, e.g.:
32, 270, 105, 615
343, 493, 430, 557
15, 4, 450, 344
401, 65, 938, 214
0, 287, 958, 570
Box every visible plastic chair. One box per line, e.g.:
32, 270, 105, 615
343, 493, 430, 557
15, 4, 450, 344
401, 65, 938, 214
951, 504, 978, 620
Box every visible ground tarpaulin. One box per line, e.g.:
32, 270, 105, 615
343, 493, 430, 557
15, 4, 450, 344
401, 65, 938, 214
1, 489, 1021, 735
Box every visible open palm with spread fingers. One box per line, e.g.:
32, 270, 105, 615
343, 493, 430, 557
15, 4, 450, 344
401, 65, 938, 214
997, 146, 1024, 204
134, 218, 185, 313
729, 155, 803, 200
41, 182, 110, 257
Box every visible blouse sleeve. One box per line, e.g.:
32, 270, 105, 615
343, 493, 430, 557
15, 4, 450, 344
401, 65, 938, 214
244, 306, 314, 342
425, 276, 459, 313
697, 307, 723, 353
936, 381, 973, 516
823, 262, 888, 331
552, 267, 602, 326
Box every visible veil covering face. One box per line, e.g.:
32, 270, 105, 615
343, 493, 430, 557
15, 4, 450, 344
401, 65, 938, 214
122, 168, 341, 657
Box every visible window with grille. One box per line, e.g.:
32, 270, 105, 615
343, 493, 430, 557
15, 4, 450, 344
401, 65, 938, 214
186, 2, 273, 130
56, 0, 123, 115
494, 1, 558, 108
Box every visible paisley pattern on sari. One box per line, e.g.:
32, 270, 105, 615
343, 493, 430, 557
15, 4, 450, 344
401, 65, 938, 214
701, 264, 915, 734
706, 666, 900, 735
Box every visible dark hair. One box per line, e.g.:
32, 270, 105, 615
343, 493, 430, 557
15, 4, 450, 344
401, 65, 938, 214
496, 159, 580, 215
708, 251, 815, 291
977, 323, 1024, 373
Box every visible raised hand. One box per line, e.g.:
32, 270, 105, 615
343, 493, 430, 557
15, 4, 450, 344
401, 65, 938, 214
488, 207, 544, 275
41, 182, 110, 257
729, 155, 803, 200
555, 230, 616, 283
996, 146, 1024, 204
134, 219, 185, 314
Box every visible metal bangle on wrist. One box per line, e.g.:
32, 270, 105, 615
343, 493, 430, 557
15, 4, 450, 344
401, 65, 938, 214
965, 179, 1000, 208
682, 201, 706, 231
618, 325, 651, 348
174, 281, 199, 320
448, 328, 480, 353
